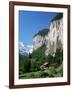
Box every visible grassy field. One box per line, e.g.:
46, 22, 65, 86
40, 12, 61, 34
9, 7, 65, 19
19, 63, 63, 79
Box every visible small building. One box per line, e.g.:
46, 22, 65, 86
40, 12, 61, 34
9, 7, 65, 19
40, 62, 57, 70
49, 63, 57, 69
40, 62, 49, 70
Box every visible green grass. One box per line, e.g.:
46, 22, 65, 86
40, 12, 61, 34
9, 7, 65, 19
19, 64, 63, 79
19, 71, 44, 79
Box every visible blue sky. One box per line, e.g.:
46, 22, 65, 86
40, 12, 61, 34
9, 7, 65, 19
19, 10, 58, 45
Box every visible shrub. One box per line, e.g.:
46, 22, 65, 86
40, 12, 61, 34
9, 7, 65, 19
39, 71, 48, 78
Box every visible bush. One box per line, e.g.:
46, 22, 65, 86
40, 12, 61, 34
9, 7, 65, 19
40, 71, 48, 77
30, 59, 38, 72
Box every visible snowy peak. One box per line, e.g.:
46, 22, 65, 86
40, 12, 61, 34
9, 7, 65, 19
19, 42, 33, 55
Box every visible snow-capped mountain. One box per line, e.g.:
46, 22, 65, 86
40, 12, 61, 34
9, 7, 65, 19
19, 42, 33, 55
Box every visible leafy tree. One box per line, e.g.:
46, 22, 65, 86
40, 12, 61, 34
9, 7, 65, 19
30, 58, 44, 72
47, 54, 53, 64
54, 49, 63, 66
19, 54, 31, 73
32, 44, 46, 61
23, 58, 31, 73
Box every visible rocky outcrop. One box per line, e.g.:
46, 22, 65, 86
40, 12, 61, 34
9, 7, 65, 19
33, 13, 63, 56
33, 35, 45, 50
45, 18, 63, 56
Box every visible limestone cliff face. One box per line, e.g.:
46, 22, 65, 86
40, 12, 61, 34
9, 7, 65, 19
45, 18, 63, 56
33, 35, 45, 50
33, 29, 49, 50
33, 14, 63, 56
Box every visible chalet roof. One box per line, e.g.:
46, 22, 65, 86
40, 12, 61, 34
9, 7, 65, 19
43, 62, 49, 66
